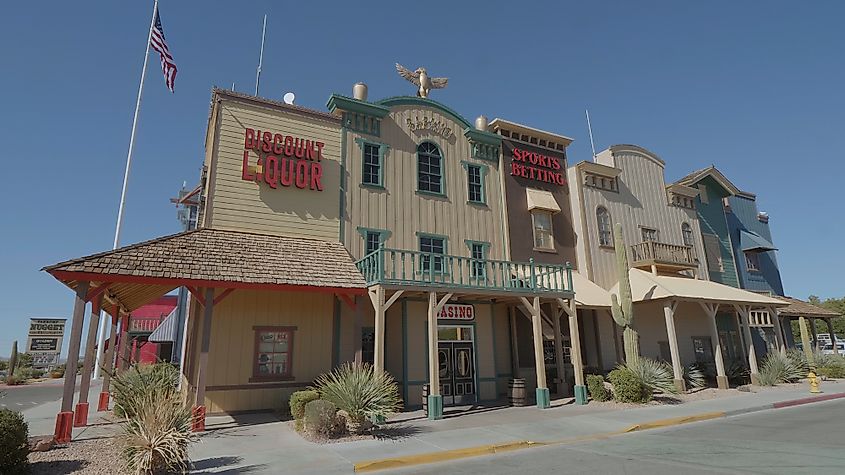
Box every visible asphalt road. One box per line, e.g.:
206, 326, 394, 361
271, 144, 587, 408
392, 398, 845, 474
0, 376, 91, 410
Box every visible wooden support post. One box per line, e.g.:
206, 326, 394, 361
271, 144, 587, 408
702, 302, 729, 389
425, 291, 451, 420
116, 315, 131, 373
508, 306, 520, 377
521, 296, 549, 409
663, 300, 685, 393
98, 306, 119, 412
370, 286, 385, 374
75, 296, 102, 427
551, 306, 567, 397
55, 281, 89, 444
192, 288, 215, 432
560, 298, 586, 404
826, 318, 839, 356
735, 304, 759, 386
354, 295, 363, 364
770, 306, 786, 355
809, 318, 819, 351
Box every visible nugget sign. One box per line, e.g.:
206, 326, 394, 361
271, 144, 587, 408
241, 128, 325, 191
26, 318, 66, 368
437, 304, 475, 320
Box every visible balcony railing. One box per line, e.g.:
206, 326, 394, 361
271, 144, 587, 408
629, 241, 697, 269
356, 247, 574, 294
128, 315, 167, 334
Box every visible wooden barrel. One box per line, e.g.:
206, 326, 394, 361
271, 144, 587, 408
422, 384, 429, 414
508, 378, 526, 407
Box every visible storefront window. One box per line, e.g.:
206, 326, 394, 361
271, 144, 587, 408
253, 327, 294, 380
532, 210, 554, 250
417, 142, 443, 194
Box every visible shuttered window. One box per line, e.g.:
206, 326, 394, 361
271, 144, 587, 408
702, 233, 723, 272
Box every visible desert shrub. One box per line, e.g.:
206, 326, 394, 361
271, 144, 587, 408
818, 365, 845, 379
29, 369, 45, 379
684, 363, 706, 390
312, 363, 401, 433
303, 399, 344, 438
14, 367, 34, 381
726, 360, 750, 385
0, 408, 29, 474
624, 358, 678, 395
759, 351, 805, 386
4, 375, 23, 386
111, 363, 180, 419
608, 367, 650, 403
49, 369, 64, 379
289, 390, 319, 420
585, 374, 609, 402
118, 384, 196, 474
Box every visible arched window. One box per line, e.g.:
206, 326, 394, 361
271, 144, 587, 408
417, 142, 443, 194
597, 207, 612, 246
682, 223, 694, 247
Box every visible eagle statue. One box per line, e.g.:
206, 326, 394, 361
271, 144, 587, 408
395, 63, 448, 98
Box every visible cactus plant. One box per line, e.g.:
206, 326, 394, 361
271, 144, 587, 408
798, 317, 815, 370
610, 223, 639, 365
8, 341, 18, 378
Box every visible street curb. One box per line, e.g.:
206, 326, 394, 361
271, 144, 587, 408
352, 390, 845, 472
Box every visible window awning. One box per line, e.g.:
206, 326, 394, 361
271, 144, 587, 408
149, 308, 179, 343
739, 230, 777, 252
526, 188, 560, 213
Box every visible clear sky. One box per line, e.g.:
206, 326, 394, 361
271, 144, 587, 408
1, 1, 843, 357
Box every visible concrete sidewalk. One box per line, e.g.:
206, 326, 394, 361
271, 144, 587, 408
187, 380, 845, 474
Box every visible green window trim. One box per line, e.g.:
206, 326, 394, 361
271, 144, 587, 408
416, 232, 449, 275
356, 226, 391, 255
355, 138, 389, 189
416, 141, 446, 197
464, 240, 490, 280
461, 161, 488, 205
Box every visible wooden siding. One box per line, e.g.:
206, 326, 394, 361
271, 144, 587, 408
695, 176, 739, 287
726, 195, 784, 295
342, 104, 507, 261
205, 97, 342, 240
571, 149, 707, 289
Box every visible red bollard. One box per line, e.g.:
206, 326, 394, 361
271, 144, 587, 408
73, 402, 89, 427
97, 391, 110, 412
54, 411, 74, 444
191, 405, 206, 432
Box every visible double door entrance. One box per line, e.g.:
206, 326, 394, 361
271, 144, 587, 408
437, 326, 477, 406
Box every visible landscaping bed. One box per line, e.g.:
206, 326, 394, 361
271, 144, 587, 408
28, 438, 125, 475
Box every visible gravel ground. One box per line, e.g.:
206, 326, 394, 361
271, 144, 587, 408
28, 438, 126, 474
589, 386, 747, 409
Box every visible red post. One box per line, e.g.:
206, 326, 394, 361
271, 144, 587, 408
75, 296, 102, 427
55, 281, 89, 444
98, 306, 119, 412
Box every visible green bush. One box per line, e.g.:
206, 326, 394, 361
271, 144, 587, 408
4, 375, 24, 386
625, 358, 678, 395
726, 360, 750, 385
684, 363, 706, 390
312, 363, 401, 432
759, 351, 806, 386
303, 399, 344, 438
29, 369, 45, 379
585, 374, 609, 402
817, 364, 845, 379
289, 390, 319, 420
111, 363, 180, 419
608, 367, 651, 403
0, 408, 29, 474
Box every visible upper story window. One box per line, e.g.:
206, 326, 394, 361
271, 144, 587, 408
362, 143, 381, 186
670, 193, 696, 210
641, 227, 659, 242
467, 164, 484, 203
532, 210, 554, 250
365, 231, 382, 254
682, 223, 694, 247
419, 234, 446, 273
597, 207, 612, 247
585, 173, 617, 192
417, 142, 443, 195
466, 241, 489, 279
745, 251, 760, 272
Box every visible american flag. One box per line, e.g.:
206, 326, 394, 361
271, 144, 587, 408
150, 7, 177, 92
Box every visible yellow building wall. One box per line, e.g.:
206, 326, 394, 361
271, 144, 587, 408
197, 289, 336, 414
633, 301, 714, 366
204, 94, 342, 240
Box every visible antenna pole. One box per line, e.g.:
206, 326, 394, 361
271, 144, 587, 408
586, 109, 597, 161
255, 14, 267, 96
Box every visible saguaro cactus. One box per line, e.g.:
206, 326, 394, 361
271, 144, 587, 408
798, 317, 815, 369
610, 223, 639, 365
9, 341, 18, 376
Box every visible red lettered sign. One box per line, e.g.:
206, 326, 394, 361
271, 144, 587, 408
510, 147, 566, 186
241, 128, 325, 191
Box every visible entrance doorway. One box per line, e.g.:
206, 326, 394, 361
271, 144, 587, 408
437, 326, 477, 406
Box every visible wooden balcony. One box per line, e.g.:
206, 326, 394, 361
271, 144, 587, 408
356, 247, 574, 296
629, 241, 698, 272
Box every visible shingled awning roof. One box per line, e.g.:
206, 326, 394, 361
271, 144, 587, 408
775, 296, 841, 318
43, 228, 366, 313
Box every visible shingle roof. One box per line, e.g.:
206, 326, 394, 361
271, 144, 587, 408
44, 228, 366, 312
776, 296, 841, 318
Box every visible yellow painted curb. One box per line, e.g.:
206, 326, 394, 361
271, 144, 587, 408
353, 440, 543, 472
622, 411, 726, 432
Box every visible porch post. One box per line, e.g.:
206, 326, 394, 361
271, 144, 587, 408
372, 286, 385, 373
564, 299, 586, 404
353, 295, 363, 364
98, 305, 119, 411
426, 291, 442, 419
528, 296, 550, 408
508, 306, 520, 377
702, 302, 729, 389
74, 295, 102, 427
54, 280, 89, 444
809, 318, 819, 351
663, 300, 685, 392
769, 306, 786, 355
736, 305, 760, 385
192, 288, 215, 432
826, 318, 839, 355
552, 306, 567, 397
116, 315, 131, 373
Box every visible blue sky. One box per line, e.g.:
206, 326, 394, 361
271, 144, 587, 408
1, 1, 843, 356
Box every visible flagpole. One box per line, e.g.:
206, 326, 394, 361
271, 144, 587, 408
255, 14, 267, 96
94, 0, 159, 380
